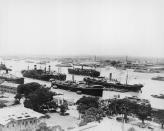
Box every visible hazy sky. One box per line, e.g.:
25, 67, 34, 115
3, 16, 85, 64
0, 0, 164, 57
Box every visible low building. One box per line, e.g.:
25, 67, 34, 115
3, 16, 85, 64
0, 81, 19, 94
0, 106, 44, 131
53, 93, 83, 106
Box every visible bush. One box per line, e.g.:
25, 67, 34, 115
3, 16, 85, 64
79, 121, 87, 127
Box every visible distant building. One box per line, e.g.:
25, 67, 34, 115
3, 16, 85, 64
0, 81, 19, 94
0, 106, 44, 131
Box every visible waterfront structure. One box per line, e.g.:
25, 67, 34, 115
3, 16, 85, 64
0, 106, 44, 131
0, 73, 24, 84
0, 81, 19, 94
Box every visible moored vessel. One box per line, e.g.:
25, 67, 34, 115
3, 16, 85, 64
83, 74, 143, 92
0, 63, 24, 84
21, 65, 66, 81
51, 80, 104, 97
68, 67, 100, 77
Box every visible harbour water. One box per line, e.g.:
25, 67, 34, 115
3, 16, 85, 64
1, 58, 164, 110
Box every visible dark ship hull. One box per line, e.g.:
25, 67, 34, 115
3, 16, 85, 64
0, 74, 24, 84
68, 68, 100, 77
52, 81, 103, 97
21, 70, 66, 81
83, 77, 143, 92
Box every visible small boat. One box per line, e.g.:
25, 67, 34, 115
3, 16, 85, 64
152, 76, 164, 81
151, 94, 164, 99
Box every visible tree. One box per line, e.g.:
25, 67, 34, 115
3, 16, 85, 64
60, 101, 68, 116
0, 103, 6, 108
153, 110, 164, 129
12, 99, 20, 105
118, 99, 132, 123
24, 87, 57, 113
17, 82, 41, 97
136, 105, 152, 125
76, 96, 99, 114
14, 93, 22, 102
82, 107, 104, 123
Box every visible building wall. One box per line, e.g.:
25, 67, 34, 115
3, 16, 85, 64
0, 85, 17, 94
0, 118, 43, 131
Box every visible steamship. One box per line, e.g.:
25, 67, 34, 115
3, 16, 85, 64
68, 66, 100, 77
0, 63, 24, 84
21, 65, 66, 81
51, 80, 103, 97
83, 73, 143, 92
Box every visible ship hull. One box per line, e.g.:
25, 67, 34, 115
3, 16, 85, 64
21, 70, 66, 81
22, 74, 66, 81
68, 68, 100, 77
53, 83, 103, 97
84, 78, 143, 92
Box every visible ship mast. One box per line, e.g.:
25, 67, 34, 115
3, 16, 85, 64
71, 60, 75, 82
125, 70, 128, 85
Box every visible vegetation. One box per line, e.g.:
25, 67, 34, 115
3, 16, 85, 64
0, 102, 6, 108
59, 101, 68, 116
12, 99, 20, 105
76, 96, 104, 124
82, 107, 104, 123
136, 104, 152, 125
76, 97, 152, 125
24, 87, 57, 113
14, 93, 22, 102
153, 109, 164, 129
17, 82, 41, 97
76, 96, 99, 114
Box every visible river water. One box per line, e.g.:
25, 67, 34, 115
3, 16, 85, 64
1, 58, 164, 110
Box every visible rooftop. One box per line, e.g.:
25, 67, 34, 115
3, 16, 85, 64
0, 106, 44, 126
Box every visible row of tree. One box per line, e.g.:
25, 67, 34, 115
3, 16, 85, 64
76, 96, 152, 126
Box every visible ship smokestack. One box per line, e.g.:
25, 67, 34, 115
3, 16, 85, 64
34, 65, 37, 70
109, 73, 112, 81
6, 69, 8, 74
48, 65, 51, 72
82, 65, 83, 69
72, 74, 74, 82
44, 67, 46, 72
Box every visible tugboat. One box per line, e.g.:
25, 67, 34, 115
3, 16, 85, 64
83, 73, 143, 92
21, 65, 66, 81
51, 80, 104, 97
68, 65, 100, 77
0, 63, 24, 84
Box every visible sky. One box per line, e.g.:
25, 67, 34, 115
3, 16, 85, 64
0, 0, 164, 58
